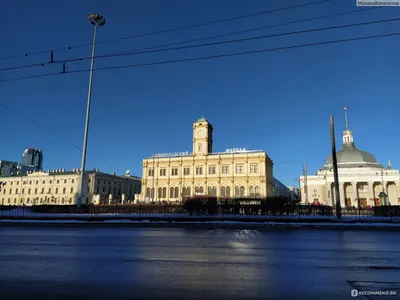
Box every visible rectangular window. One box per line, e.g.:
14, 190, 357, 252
55, 188, 58, 194
16, 188, 19, 194
235, 165, 244, 174
184, 168, 190, 176
63, 188, 66, 194
22, 188, 25, 194
250, 165, 259, 173
35, 188, 38, 194
148, 169, 154, 176
70, 187, 74, 193
171, 168, 178, 176
222, 166, 229, 174
48, 188, 51, 194
96, 187, 99, 194
41, 188, 44, 194
196, 167, 203, 175
208, 166, 216, 175
160, 169, 166, 176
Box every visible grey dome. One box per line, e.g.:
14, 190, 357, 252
323, 143, 383, 169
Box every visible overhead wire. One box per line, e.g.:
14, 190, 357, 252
0, 103, 82, 151
1, 15, 397, 73
0, 0, 333, 60
0, 104, 115, 171
1, 31, 399, 83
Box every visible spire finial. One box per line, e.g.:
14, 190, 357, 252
344, 106, 349, 130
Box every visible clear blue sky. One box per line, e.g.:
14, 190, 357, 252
1, 0, 399, 187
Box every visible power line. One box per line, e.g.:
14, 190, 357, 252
1, 31, 398, 83
114, 7, 380, 54
0, 103, 116, 171
0, 0, 332, 61
1, 15, 397, 73
0, 103, 82, 151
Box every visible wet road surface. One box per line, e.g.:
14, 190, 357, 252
0, 225, 399, 299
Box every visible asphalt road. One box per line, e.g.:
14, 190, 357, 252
0, 224, 399, 300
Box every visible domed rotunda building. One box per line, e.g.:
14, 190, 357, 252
299, 109, 400, 208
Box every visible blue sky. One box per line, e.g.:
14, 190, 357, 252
1, 0, 399, 187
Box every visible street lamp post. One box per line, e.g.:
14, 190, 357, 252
376, 170, 389, 206
77, 14, 106, 208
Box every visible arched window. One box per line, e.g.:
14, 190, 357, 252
221, 186, 226, 197
255, 185, 260, 198
226, 186, 231, 197
146, 188, 150, 197
162, 187, 167, 198
158, 188, 163, 199
195, 186, 204, 194
174, 187, 179, 198
150, 188, 155, 199
208, 186, 216, 196
170, 187, 174, 198
240, 186, 245, 197
250, 186, 255, 198
198, 143, 202, 152
235, 186, 240, 197
183, 187, 191, 197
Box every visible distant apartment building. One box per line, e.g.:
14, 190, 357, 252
0, 160, 19, 177
0, 169, 141, 206
21, 148, 43, 171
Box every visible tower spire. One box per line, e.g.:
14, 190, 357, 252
344, 106, 349, 130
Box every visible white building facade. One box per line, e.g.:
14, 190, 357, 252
300, 116, 400, 208
0, 169, 141, 206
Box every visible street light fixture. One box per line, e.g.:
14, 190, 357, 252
376, 170, 388, 206
77, 14, 106, 208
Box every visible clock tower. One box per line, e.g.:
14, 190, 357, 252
193, 117, 213, 156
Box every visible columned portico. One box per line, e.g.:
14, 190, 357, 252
339, 183, 345, 208
299, 107, 400, 207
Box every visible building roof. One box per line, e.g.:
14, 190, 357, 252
146, 150, 266, 159
197, 117, 208, 123
323, 143, 383, 169
322, 125, 383, 169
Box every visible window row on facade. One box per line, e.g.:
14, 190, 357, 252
145, 185, 261, 199
147, 164, 260, 177
3, 177, 126, 187
3, 187, 75, 195
5, 178, 76, 185
2, 197, 75, 205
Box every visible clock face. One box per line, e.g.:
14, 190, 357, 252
197, 130, 204, 136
